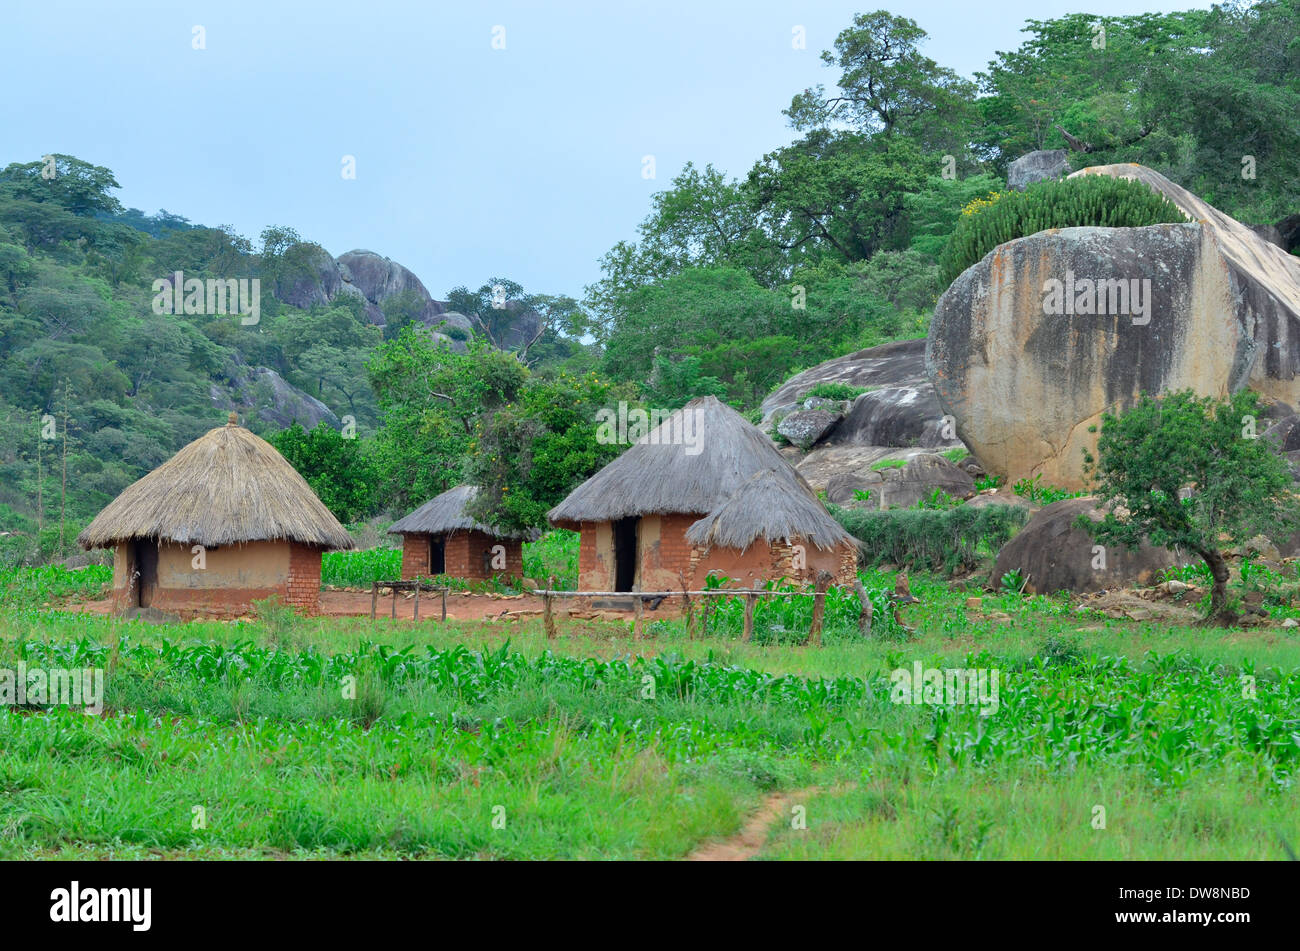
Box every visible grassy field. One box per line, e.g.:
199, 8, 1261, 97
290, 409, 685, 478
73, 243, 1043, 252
1, 562, 1298, 859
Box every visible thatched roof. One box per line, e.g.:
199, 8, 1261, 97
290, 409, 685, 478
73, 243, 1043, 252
388, 485, 534, 540
686, 468, 854, 551
78, 413, 355, 550
548, 395, 796, 527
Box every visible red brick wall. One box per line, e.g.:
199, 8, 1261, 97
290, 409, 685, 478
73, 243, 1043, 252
402, 531, 523, 581
691, 537, 859, 589
400, 533, 431, 579
286, 542, 322, 613
639, 513, 700, 591
578, 524, 602, 589
445, 531, 523, 580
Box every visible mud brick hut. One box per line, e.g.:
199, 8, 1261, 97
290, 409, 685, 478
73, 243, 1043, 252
388, 485, 530, 581
548, 395, 859, 592
78, 413, 354, 616
685, 468, 858, 588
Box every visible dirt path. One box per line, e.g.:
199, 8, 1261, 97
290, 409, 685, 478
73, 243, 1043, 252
687, 787, 820, 861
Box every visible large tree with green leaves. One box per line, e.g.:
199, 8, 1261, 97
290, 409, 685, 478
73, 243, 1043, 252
1082, 390, 1300, 623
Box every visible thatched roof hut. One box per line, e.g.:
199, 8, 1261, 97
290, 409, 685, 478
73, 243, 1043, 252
686, 468, 853, 551
389, 485, 532, 540
389, 485, 533, 581
79, 413, 354, 551
548, 395, 789, 528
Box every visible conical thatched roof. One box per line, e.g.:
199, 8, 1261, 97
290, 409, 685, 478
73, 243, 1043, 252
686, 468, 854, 551
78, 414, 355, 550
548, 395, 795, 527
389, 485, 534, 540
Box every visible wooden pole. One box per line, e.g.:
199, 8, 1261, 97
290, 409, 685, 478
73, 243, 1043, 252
370, 581, 377, 620
808, 572, 831, 646
680, 572, 694, 640
543, 592, 555, 640
413, 576, 420, 621
702, 593, 712, 639
441, 587, 447, 622
633, 585, 643, 639
855, 579, 873, 637
742, 591, 757, 642
391, 584, 397, 619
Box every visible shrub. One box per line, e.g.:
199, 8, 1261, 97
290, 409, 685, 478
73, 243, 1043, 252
831, 504, 1028, 574
940, 176, 1186, 285
1012, 473, 1086, 506
803, 382, 868, 401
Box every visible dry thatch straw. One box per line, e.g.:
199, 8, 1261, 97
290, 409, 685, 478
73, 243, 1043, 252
389, 485, 535, 540
549, 395, 796, 527
78, 413, 355, 550
686, 467, 853, 551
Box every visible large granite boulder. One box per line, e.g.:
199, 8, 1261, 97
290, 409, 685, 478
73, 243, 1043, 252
927, 164, 1300, 490
991, 497, 1182, 594
337, 249, 445, 326
777, 409, 842, 450
210, 367, 340, 431
1007, 150, 1072, 191
273, 244, 344, 310
762, 338, 962, 451
796, 446, 926, 493
1263, 414, 1300, 452
819, 452, 974, 508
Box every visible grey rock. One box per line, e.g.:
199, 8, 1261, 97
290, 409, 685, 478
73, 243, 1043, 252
777, 409, 842, 450
992, 497, 1182, 594
1007, 149, 1072, 190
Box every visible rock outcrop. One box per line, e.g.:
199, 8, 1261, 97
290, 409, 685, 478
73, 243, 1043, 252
210, 367, 340, 431
762, 338, 963, 453
991, 497, 1183, 594
927, 163, 1300, 490
1007, 149, 1072, 190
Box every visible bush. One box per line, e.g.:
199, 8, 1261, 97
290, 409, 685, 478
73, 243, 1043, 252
803, 382, 868, 401
831, 504, 1028, 574
939, 176, 1186, 285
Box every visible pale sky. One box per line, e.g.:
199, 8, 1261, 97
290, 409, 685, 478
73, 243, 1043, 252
1, 0, 1218, 300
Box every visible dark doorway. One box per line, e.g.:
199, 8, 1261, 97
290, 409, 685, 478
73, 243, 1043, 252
428, 535, 446, 575
136, 539, 159, 608
613, 517, 639, 592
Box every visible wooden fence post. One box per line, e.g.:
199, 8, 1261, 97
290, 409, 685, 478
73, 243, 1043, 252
702, 593, 712, 639
742, 591, 757, 642
413, 576, 420, 622
441, 587, 447, 622
808, 571, 831, 646
543, 575, 556, 640
855, 579, 873, 637
370, 581, 377, 620
633, 584, 643, 639
680, 572, 694, 640
390, 584, 397, 619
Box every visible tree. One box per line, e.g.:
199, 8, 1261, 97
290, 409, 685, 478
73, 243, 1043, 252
784, 10, 977, 149
268, 422, 378, 523
464, 371, 637, 532
0, 154, 124, 216
1081, 390, 1300, 623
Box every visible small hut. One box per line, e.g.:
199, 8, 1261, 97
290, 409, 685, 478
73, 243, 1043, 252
548, 395, 854, 592
685, 468, 858, 588
388, 485, 529, 581
78, 413, 354, 616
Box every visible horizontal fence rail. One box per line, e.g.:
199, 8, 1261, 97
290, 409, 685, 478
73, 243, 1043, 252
531, 574, 882, 645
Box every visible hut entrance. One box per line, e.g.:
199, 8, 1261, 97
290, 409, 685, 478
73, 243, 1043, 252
428, 535, 445, 575
613, 517, 639, 592
135, 540, 159, 608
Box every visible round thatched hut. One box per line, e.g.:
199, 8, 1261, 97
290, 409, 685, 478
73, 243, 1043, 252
388, 485, 531, 581
78, 413, 354, 616
686, 468, 858, 588
548, 395, 857, 592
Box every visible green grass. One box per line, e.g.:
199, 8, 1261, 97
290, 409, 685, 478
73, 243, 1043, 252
871, 458, 909, 471
2, 563, 1298, 859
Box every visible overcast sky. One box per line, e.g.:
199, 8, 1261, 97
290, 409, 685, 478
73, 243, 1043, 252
2, 0, 1217, 301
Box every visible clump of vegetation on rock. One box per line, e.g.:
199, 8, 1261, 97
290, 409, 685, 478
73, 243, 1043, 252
940, 175, 1186, 285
